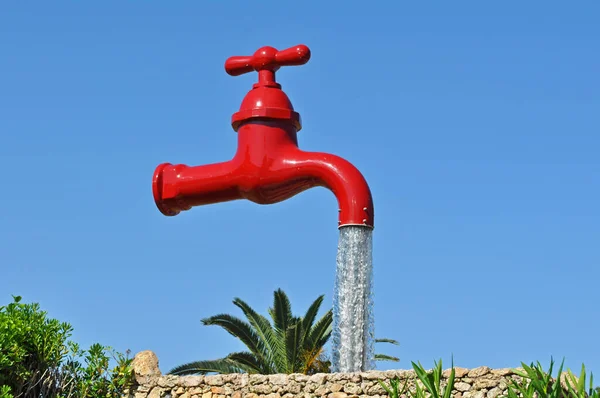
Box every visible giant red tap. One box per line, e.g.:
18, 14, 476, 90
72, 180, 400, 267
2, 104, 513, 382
152, 44, 374, 228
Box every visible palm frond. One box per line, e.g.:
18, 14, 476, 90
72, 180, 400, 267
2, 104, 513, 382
285, 323, 304, 373
225, 351, 264, 374
269, 288, 293, 335
304, 310, 332, 351
232, 298, 282, 373
375, 354, 400, 362
375, 338, 400, 345
301, 295, 324, 343
201, 314, 266, 361
168, 358, 244, 375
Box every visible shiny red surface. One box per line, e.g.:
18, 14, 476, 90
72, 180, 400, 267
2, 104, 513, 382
152, 45, 374, 228
227, 45, 310, 132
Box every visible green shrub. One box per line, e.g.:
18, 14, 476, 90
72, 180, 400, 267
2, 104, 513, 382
0, 386, 12, 398
508, 358, 599, 398
0, 295, 133, 398
378, 357, 456, 398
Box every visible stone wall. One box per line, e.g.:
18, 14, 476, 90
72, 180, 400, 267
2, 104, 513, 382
127, 351, 563, 398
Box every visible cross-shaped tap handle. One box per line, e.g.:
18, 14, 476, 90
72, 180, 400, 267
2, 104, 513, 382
225, 45, 311, 85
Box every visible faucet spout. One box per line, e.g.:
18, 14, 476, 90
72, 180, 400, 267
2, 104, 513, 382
152, 122, 374, 228
280, 151, 374, 228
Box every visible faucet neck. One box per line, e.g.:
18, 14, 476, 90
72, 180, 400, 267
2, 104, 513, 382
255, 70, 280, 88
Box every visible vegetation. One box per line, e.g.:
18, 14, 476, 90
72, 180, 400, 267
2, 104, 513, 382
4, 294, 599, 398
0, 296, 133, 398
379, 358, 455, 398
508, 358, 600, 398
379, 357, 599, 398
169, 288, 400, 375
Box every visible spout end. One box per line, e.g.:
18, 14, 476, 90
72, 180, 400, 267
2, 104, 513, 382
338, 223, 374, 230
152, 163, 180, 217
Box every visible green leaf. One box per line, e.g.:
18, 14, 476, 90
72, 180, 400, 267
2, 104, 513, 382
225, 352, 263, 374
301, 295, 324, 343
201, 314, 267, 364
443, 357, 456, 398
374, 354, 399, 362
232, 298, 280, 373
375, 338, 399, 345
168, 358, 245, 375
269, 289, 293, 336
285, 323, 303, 373
303, 310, 332, 358
377, 380, 393, 396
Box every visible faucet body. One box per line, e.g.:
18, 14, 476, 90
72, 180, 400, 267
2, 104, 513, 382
152, 45, 374, 228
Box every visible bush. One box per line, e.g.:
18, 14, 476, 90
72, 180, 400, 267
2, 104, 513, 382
0, 296, 133, 398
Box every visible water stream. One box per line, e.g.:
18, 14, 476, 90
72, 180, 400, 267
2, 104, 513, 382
331, 225, 375, 373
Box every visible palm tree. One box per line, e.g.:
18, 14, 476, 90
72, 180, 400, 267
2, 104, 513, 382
169, 289, 399, 375
170, 289, 332, 375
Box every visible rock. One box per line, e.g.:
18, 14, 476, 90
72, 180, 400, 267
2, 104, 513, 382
287, 381, 302, 394
348, 374, 361, 383
147, 387, 163, 398
366, 383, 386, 394
201, 393, 212, 398
491, 368, 513, 377
309, 373, 328, 385
304, 383, 318, 393
487, 387, 503, 398
330, 384, 343, 392
245, 394, 258, 398
343, 383, 361, 395
252, 384, 272, 394
239, 373, 249, 387
465, 391, 485, 398
288, 374, 306, 382
360, 382, 373, 393
205, 375, 224, 386
158, 375, 177, 388
328, 373, 349, 382
210, 387, 224, 394
269, 374, 288, 386
560, 371, 577, 390
473, 377, 500, 389
454, 367, 470, 378
328, 393, 348, 398
361, 371, 386, 381
249, 374, 267, 385
315, 385, 330, 395
265, 394, 281, 398
222, 373, 239, 383
455, 382, 472, 392
468, 367, 491, 378
132, 351, 161, 386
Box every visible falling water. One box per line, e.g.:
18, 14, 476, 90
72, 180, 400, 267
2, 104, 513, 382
332, 225, 375, 373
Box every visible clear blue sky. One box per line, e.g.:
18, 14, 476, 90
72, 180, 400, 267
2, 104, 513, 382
1, 1, 598, 379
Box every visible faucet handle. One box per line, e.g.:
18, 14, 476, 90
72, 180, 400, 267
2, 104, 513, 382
225, 45, 311, 84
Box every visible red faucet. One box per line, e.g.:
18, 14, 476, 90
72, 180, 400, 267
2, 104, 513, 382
152, 45, 374, 228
